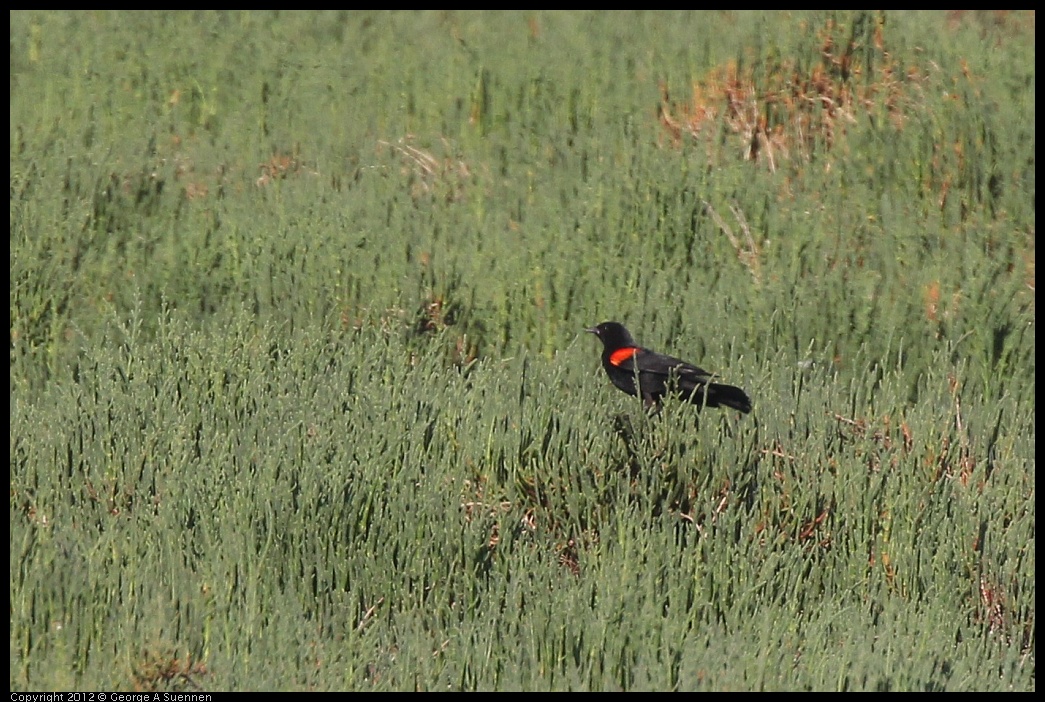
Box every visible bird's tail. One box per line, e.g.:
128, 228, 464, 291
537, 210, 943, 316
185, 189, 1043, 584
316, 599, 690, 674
704, 382, 753, 414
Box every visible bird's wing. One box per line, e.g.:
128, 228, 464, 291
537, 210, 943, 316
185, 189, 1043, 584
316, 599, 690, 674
673, 360, 715, 383
628, 349, 714, 382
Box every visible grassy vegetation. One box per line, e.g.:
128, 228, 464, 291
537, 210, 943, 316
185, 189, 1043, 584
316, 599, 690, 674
10, 10, 1034, 691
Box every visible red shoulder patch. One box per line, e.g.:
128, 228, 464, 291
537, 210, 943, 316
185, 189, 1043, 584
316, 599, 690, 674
609, 347, 638, 367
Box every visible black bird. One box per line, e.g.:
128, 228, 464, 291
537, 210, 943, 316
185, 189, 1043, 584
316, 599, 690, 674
587, 321, 751, 413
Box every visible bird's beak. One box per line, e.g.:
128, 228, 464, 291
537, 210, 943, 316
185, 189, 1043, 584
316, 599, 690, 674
585, 326, 599, 336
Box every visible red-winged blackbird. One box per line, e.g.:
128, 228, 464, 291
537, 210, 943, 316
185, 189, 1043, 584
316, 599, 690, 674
587, 321, 752, 413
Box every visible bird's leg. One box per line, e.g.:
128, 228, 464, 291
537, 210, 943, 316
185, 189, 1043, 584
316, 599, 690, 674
643, 393, 662, 414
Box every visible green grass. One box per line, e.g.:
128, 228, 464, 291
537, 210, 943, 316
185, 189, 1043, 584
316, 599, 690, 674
10, 10, 1034, 691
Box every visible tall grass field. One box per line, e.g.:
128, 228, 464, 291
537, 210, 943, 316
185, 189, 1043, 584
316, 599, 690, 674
10, 11, 1034, 691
